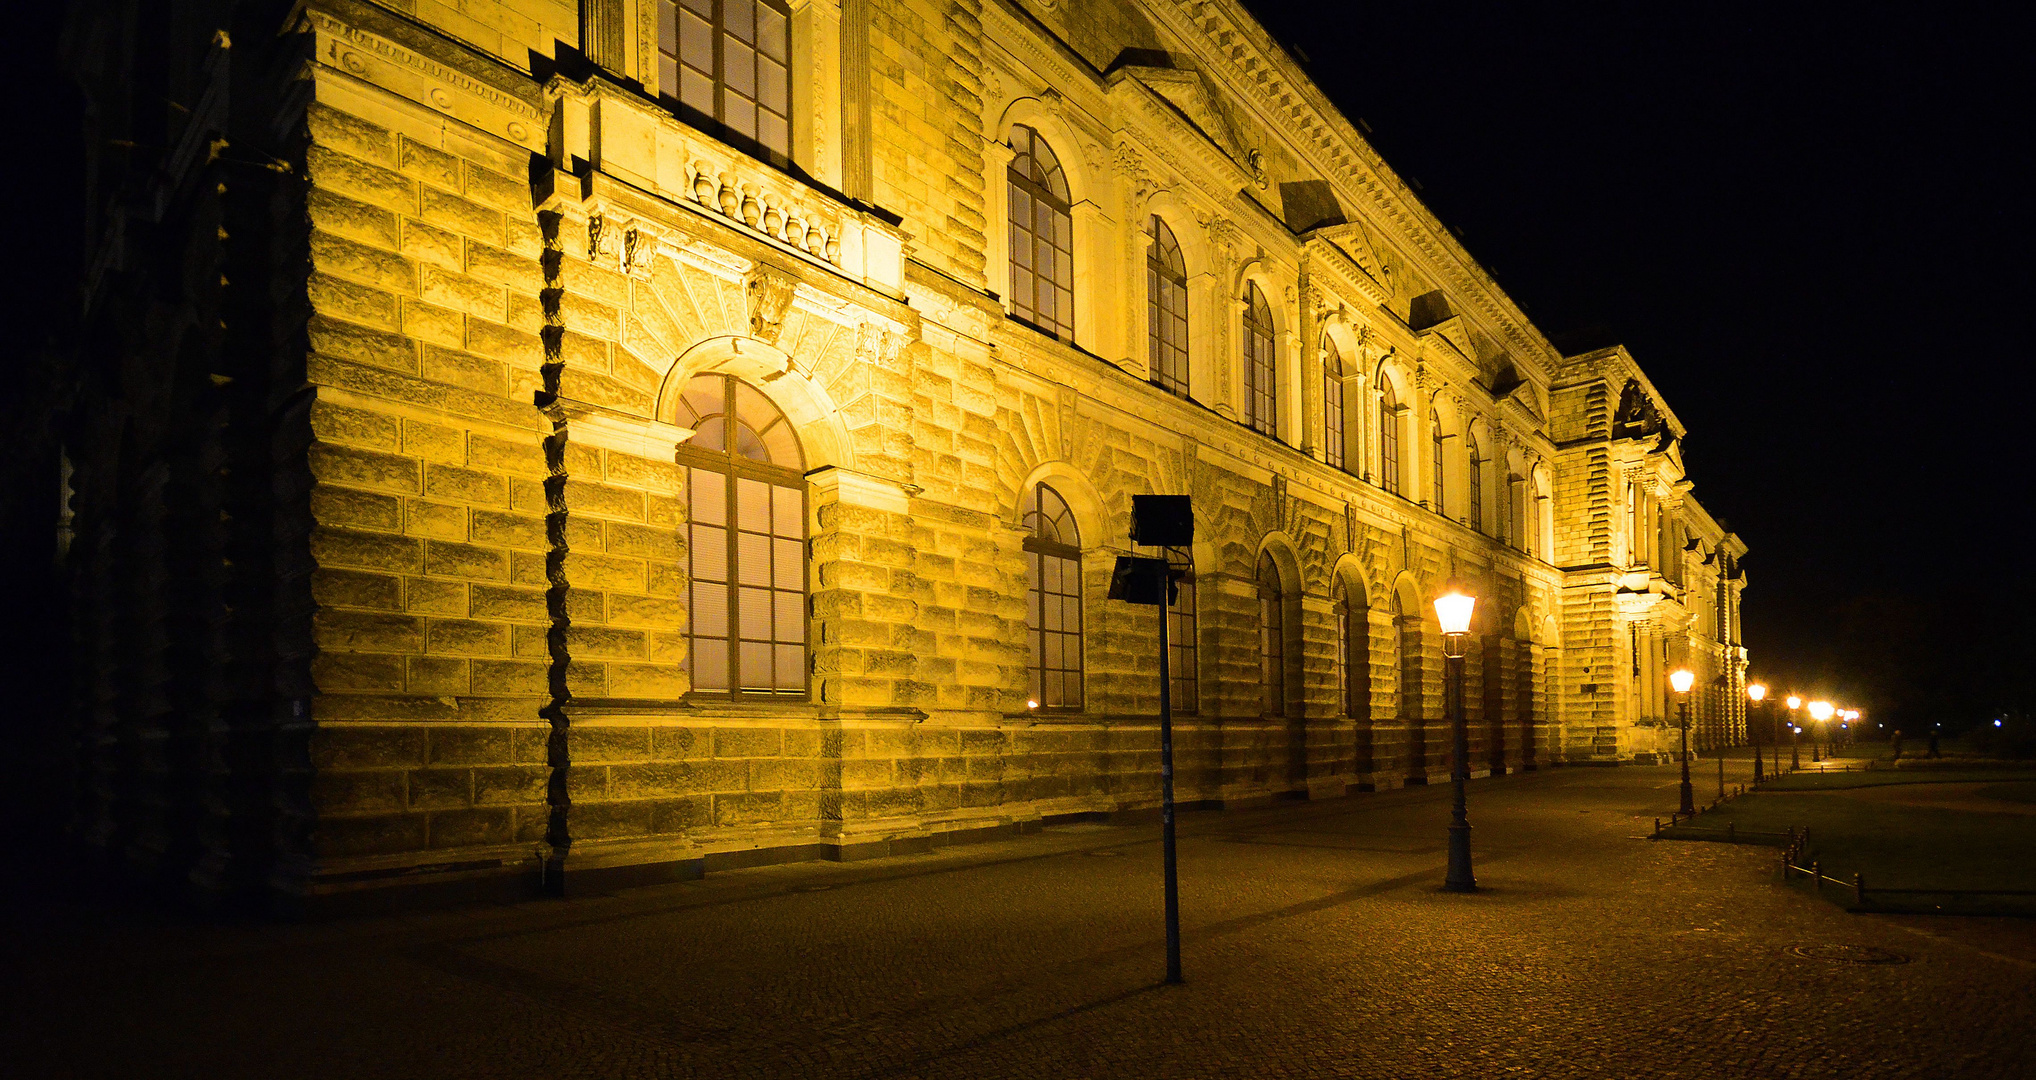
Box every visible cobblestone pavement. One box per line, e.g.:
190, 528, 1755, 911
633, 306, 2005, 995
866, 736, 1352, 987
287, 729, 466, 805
11, 756, 2034, 1079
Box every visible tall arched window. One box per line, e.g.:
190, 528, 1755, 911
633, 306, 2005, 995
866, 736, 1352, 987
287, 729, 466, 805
673, 373, 807, 697
1024, 484, 1082, 709
1257, 551, 1285, 716
1008, 125, 1073, 340
1379, 380, 1402, 496
1323, 339, 1347, 471
1430, 409, 1447, 515
1166, 547, 1197, 713
658, 0, 792, 161
1337, 579, 1369, 719
1242, 283, 1277, 438
1147, 216, 1189, 398
1466, 433, 1484, 534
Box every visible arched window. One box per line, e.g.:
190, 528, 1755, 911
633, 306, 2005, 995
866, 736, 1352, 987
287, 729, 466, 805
1008, 125, 1073, 340
1024, 484, 1082, 709
657, 0, 792, 161
1166, 547, 1197, 713
1467, 433, 1484, 534
1147, 216, 1189, 398
1430, 409, 1446, 515
1323, 339, 1346, 472
1379, 380, 1402, 496
1242, 283, 1277, 438
1257, 551, 1285, 716
673, 373, 807, 697
1337, 579, 1369, 720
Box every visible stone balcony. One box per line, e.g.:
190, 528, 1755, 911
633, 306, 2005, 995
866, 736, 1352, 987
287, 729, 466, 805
546, 76, 905, 299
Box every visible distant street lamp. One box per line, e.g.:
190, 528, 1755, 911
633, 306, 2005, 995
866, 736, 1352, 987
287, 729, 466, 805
1435, 583, 1478, 893
1786, 696, 1803, 769
1672, 668, 1697, 814
1747, 683, 1768, 784
1808, 700, 1834, 762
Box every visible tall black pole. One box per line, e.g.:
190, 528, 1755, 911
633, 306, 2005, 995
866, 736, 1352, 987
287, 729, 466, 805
1678, 695, 1695, 815
1157, 586, 1181, 984
1443, 639, 1475, 892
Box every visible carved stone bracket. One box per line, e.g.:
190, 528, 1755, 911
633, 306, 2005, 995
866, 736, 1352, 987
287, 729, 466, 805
746, 265, 799, 346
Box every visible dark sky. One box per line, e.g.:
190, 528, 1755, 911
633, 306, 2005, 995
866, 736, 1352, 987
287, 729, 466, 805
1245, 0, 2036, 690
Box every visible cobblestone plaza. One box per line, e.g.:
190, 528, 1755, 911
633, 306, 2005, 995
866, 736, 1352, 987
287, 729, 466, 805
12, 761, 2029, 1079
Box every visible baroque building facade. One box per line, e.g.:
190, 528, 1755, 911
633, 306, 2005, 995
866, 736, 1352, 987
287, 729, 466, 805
51, 0, 1746, 910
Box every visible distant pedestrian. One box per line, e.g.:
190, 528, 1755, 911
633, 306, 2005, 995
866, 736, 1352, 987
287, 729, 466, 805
1928, 730, 1941, 758
1891, 730, 1903, 760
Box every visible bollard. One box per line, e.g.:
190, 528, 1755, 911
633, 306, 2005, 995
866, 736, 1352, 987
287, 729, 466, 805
1727, 821, 1736, 841
1654, 817, 1661, 836
1855, 873, 1865, 906
1812, 861, 1821, 893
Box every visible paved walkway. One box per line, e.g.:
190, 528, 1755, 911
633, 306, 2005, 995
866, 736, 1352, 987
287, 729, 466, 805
11, 754, 2034, 1079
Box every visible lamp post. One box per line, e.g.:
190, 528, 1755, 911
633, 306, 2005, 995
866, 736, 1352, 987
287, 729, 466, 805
1747, 683, 1768, 784
1672, 668, 1696, 814
1808, 701, 1834, 764
1786, 695, 1802, 770
1435, 583, 1478, 893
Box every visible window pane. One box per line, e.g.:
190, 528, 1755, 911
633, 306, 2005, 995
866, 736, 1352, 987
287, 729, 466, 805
680, 12, 714, 70
738, 531, 771, 586
724, 39, 755, 97
774, 591, 803, 638
737, 478, 771, 528
757, 112, 788, 157
740, 641, 772, 689
691, 470, 726, 526
775, 644, 803, 689
757, 56, 787, 113
659, 57, 679, 101
739, 585, 771, 637
724, 97, 755, 139
773, 537, 802, 588
761, 421, 799, 468
757, 6, 787, 58
692, 639, 728, 689
773, 486, 802, 536
681, 69, 714, 114
691, 582, 728, 635
660, 0, 678, 54
725, 0, 755, 42
690, 524, 727, 581
734, 422, 769, 461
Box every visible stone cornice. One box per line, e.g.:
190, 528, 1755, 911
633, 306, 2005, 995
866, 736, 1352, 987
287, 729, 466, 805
1143, 0, 1560, 379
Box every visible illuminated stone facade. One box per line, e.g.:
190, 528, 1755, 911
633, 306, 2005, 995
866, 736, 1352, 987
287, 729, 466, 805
56, 0, 1745, 909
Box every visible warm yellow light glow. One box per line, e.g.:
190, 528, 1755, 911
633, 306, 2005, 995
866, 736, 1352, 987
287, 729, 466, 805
1786, 695, 1802, 710
1746, 683, 1767, 702
1669, 669, 1695, 694
1026, 700, 1039, 710
1433, 589, 1476, 636
1807, 700, 1834, 722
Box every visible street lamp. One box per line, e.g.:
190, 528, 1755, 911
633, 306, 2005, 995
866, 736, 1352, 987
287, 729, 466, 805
1747, 683, 1768, 783
1808, 700, 1834, 762
1671, 668, 1697, 814
1435, 583, 1478, 893
1786, 695, 1802, 769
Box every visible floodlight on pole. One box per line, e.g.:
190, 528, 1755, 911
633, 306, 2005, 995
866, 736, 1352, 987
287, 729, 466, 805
1671, 668, 1695, 814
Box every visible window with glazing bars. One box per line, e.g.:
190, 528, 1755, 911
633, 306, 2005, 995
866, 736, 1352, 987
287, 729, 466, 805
1379, 381, 1401, 495
1257, 551, 1285, 717
1323, 339, 1346, 471
1025, 484, 1082, 708
1430, 409, 1446, 515
658, 0, 791, 161
1148, 215, 1189, 397
1338, 583, 1368, 719
1467, 433, 1483, 533
1166, 547, 1197, 714
672, 374, 807, 697
1243, 283, 1276, 437
1008, 126, 1074, 339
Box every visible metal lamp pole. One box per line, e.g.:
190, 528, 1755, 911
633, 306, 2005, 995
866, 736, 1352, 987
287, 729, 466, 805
1435, 586, 1477, 893
1673, 669, 1696, 815
1748, 684, 1767, 784
1787, 697, 1802, 770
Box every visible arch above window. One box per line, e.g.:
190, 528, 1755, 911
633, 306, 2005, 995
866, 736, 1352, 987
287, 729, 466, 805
1379, 379, 1402, 496
1323, 338, 1347, 472
1007, 125, 1073, 339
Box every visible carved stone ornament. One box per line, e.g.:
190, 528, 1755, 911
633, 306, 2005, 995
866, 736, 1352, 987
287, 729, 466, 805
1248, 148, 1269, 190
746, 266, 798, 346
587, 212, 605, 261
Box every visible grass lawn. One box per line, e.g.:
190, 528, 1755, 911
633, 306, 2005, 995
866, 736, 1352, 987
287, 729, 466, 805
1661, 776, 2036, 915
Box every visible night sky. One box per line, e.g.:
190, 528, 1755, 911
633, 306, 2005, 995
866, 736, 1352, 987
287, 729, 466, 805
1246, 1, 2036, 714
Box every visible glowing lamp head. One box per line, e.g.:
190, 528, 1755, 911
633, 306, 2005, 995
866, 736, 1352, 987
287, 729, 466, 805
1996, 719, 2004, 728
1786, 695, 1802, 711
1026, 699, 1039, 710
1747, 683, 1767, 703
1433, 588, 1476, 636
1669, 669, 1695, 695
1808, 700, 1834, 722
